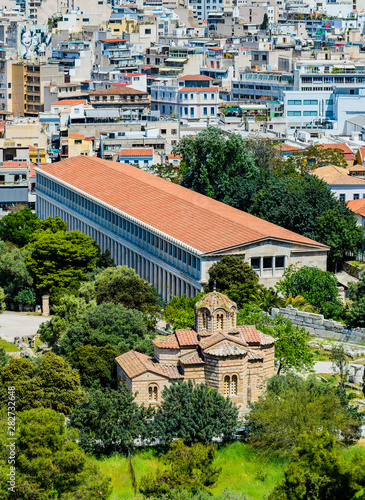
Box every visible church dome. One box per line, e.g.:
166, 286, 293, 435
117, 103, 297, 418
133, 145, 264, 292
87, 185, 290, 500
195, 291, 237, 313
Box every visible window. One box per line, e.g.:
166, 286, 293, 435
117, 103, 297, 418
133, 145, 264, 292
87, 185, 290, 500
354, 194, 360, 200
202, 311, 209, 329
184, 107, 188, 115
326, 99, 333, 105
231, 375, 238, 396
211, 94, 214, 99
263, 257, 273, 269
339, 193, 345, 201
224, 375, 238, 396
145, 29, 151, 34
74, 139, 82, 144
275, 256, 285, 268
204, 93, 207, 99
184, 93, 188, 99
251, 257, 260, 269
210, 107, 214, 115
203, 107, 207, 115
216, 313, 224, 330
303, 99, 318, 105
287, 111, 301, 116
148, 385, 158, 402
288, 100, 301, 105
224, 376, 230, 396
303, 111, 317, 116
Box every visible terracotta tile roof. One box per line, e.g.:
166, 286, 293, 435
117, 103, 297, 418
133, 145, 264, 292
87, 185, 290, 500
2, 161, 28, 168
316, 143, 355, 159
347, 198, 365, 217
275, 143, 305, 152
167, 154, 182, 159
357, 146, 365, 163
204, 339, 247, 357
51, 99, 87, 106
120, 148, 153, 157
199, 333, 247, 350
248, 350, 264, 360
349, 164, 365, 172
116, 350, 182, 379
175, 329, 199, 347
89, 87, 148, 96
179, 351, 205, 365
196, 292, 236, 312
69, 133, 85, 139
153, 335, 179, 349
178, 75, 213, 81
310, 165, 365, 186
235, 325, 261, 344
100, 38, 127, 43
258, 332, 276, 345
35, 156, 329, 254
179, 87, 219, 92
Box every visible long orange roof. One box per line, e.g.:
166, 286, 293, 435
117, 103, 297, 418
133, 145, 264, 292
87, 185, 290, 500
35, 156, 328, 254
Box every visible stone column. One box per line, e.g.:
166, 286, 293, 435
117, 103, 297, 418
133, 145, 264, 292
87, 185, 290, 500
42, 296, 50, 316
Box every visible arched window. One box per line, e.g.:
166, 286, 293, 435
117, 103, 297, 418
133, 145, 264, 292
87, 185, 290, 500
231, 375, 238, 396
230, 310, 235, 327
148, 385, 158, 402
223, 375, 230, 396
202, 312, 209, 329
216, 313, 224, 330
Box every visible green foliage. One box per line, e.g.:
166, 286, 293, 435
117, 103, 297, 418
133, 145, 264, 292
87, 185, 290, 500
95, 247, 115, 269
224, 282, 262, 309
246, 374, 360, 455
80, 265, 162, 319
205, 256, 258, 292
34, 214, 68, 233
164, 293, 204, 330
330, 344, 349, 386
347, 268, 365, 327
252, 287, 284, 313
276, 265, 345, 319
0, 286, 5, 312
0, 407, 112, 499
69, 385, 154, 456
317, 208, 364, 266
153, 380, 239, 448
0, 246, 34, 302
14, 287, 36, 305
25, 230, 99, 300
59, 302, 152, 356
175, 126, 257, 200
140, 440, 221, 497
67, 344, 119, 389
0, 347, 9, 368
268, 431, 365, 500
260, 12, 269, 30
0, 352, 83, 414
237, 304, 313, 374
38, 294, 92, 346
0, 207, 39, 246
145, 162, 183, 184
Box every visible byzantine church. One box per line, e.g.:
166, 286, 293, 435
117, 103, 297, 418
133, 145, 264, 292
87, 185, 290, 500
116, 291, 276, 414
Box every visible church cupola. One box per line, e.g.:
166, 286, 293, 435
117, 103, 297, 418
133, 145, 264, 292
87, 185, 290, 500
194, 291, 237, 335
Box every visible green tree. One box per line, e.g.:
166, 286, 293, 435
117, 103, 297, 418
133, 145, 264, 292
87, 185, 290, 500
268, 431, 365, 500
276, 265, 344, 319
205, 256, 258, 292
0, 347, 8, 367
67, 344, 119, 389
164, 293, 204, 330
69, 385, 154, 456
330, 344, 349, 387
260, 13, 269, 30
175, 127, 257, 200
38, 294, 92, 346
0, 407, 111, 499
237, 304, 314, 374
96, 247, 115, 269
59, 302, 152, 356
0, 353, 83, 414
145, 162, 183, 184
80, 266, 162, 318
253, 287, 284, 313
0, 286, 5, 312
316, 208, 364, 268
246, 374, 360, 454
346, 268, 365, 327
0, 207, 39, 246
153, 380, 239, 448
13, 287, 36, 306
0, 247, 34, 302
139, 440, 221, 497
34, 214, 68, 233
25, 230, 99, 300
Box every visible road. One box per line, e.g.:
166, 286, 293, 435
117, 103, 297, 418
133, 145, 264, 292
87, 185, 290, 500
0, 311, 48, 342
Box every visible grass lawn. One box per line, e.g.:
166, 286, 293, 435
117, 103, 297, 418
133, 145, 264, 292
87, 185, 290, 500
93, 443, 288, 500
0, 338, 20, 352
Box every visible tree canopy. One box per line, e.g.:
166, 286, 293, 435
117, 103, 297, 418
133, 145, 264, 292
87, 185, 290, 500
276, 265, 344, 320
58, 302, 153, 356
205, 256, 258, 292
0, 353, 83, 414
0, 407, 111, 499
346, 269, 365, 327
246, 374, 360, 454
153, 380, 239, 448
0, 207, 39, 247
69, 385, 154, 456
0, 245, 34, 302
25, 230, 99, 300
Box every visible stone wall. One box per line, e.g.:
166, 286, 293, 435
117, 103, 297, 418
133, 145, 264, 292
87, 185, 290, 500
271, 305, 365, 343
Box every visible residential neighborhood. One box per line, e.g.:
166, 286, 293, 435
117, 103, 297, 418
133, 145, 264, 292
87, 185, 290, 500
1, 0, 365, 498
